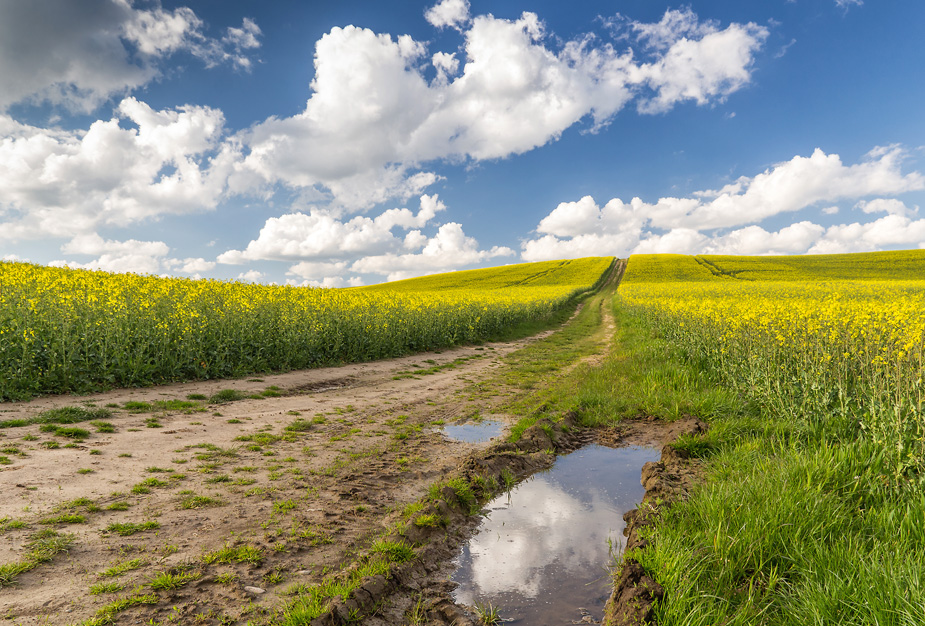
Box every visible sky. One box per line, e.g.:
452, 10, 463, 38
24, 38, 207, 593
1, 0, 923, 286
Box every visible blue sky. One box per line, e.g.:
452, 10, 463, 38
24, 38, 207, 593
1, 0, 923, 285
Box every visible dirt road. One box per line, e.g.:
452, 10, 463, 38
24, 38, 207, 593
1, 300, 620, 625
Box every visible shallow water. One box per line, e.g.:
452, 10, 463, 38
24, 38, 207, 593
442, 419, 505, 443
451, 445, 659, 625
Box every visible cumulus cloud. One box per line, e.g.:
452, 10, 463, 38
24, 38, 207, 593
51, 233, 169, 274
49, 233, 217, 276
424, 0, 470, 29
236, 270, 265, 282
0, 0, 262, 112
809, 215, 925, 254
218, 193, 510, 283
521, 146, 925, 260
350, 223, 514, 282
856, 198, 915, 217
633, 15, 768, 114
0, 98, 231, 240
217, 194, 447, 264
164, 257, 217, 274
233, 7, 768, 209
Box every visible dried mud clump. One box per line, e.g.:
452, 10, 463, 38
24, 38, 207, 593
604, 416, 708, 626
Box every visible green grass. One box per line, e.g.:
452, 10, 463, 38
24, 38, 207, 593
369, 539, 415, 563
413, 513, 445, 528
148, 569, 200, 590
99, 558, 146, 578
39, 425, 92, 440
571, 304, 742, 427
89, 580, 126, 595
284, 418, 314, 432
0, 406, 112, 430
90, 420, 116, 433
201, 543, 263, 566
0, 517, 27, 532
38, 513, 86, 525
77, 589, 158, 626
131, 477, 168, 494
599, 290, 925, 626
180, 494, 223, 509
209, 389, 247, 404
104, 521, 160, 536
123, 399, 201, 413
0, 530, 74, 589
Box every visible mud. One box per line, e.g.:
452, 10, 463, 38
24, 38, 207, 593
603, 417, 708, 626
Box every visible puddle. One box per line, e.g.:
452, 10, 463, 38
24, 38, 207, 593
442, 419, 505, 443
451, 445, 659, 625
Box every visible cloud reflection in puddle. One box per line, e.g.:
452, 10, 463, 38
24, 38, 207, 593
452, 445, 659, 624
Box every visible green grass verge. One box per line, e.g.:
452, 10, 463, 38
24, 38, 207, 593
607, 299, 925, 626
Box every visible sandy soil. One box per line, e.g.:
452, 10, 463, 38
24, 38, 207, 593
0, 320, 596, 625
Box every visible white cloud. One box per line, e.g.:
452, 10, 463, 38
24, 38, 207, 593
521, 147, 925, 260
350, 222, 514, 282
856, 198, 915, 217
835, 0, 863, 10
219, 193, 512, 284
220, 18, 263, 69
425, 0, 470, 29
50, 233, 215, 277
0, 0, 261, 113
236, 270, 265, 282
287, 261, 349, 281
632, 229, 709, 255
233, 8, 768, 209
648, 146, 922, 231
51, 233, 170, 274
61, 233, 168, 257
217, 194, 446, 264
700, 222, 826, 255
627, 7, 717, 51
164, 257, 217, 274
432, 51, 460, 83
634, 17, 768, 114
809, 215, 925, 254
0, 98, 230, 240
522, 232, 642, 262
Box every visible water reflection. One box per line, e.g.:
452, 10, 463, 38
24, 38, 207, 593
443, 419, 505, 443
452, 445, 658, 625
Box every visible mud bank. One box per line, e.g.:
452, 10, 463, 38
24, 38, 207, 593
603, 417, 708, 626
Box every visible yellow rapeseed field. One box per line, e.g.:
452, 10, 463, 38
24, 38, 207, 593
620, 251, 925, 479
0, 258, 613, 401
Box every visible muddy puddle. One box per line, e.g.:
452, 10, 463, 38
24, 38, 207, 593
451, 445, 659, 625
442, 419, 506, 443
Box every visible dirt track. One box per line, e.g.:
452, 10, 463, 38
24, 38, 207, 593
1, 308, 609, 625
